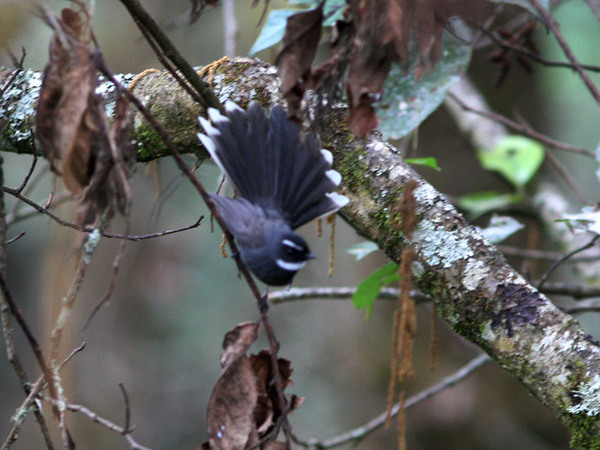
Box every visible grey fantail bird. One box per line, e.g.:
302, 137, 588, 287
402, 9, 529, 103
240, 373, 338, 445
197, 101, 349, 286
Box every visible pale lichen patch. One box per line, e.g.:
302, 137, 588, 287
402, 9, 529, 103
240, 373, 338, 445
0, 69, 42, 145
568, 374, 600, 416
414, 220, 474, 268
413, 182, 439, 208
482, 321, 497, 343
462, 259, 488, 291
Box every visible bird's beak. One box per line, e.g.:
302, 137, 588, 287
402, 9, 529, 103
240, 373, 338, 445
307, 253, 316, 260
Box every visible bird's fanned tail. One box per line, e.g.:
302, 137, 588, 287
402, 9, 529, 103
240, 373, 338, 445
198, 101, 349, 229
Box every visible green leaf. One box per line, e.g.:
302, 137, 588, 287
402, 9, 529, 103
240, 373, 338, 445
405, 157, 441, 171
346, 241, 379, 260
477, 136, 545, 188
459, 191, 523, 219
249, 9, 297, 56
375, 27, 472, 140
353, 262, 399, 319
478, 215, 524, 244
249, 1, 347, 56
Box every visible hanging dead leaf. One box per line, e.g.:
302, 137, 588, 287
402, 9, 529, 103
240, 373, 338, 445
75, 94, 134, 227
37, 2, 134, 228
344, 0, 449, 138
275, 3, 324, 119
203, 325, 303, 449
220, 322, 259, 368
273, 0, 451, 138
36, 3, 97, 196
250, 350, 303, 437
205, 323, 260, 450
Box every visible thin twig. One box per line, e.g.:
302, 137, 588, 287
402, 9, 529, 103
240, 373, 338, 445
563, 301, 600, 314
544, 145, 589, 205
119, 383, 132, 433
270, 283, 600, 303
584, 0, 600, 22
4, 187, 203, 240
446, 92, 595, 157
12, 136, 38, 194
42, 397, 151, 450
117, 0, 223, 111
541, 281, 600, 299
480, 25, 600, 73
0, 151, 54, 449
538, 235, 600, 291
2, 342, 86, 450
528, 0, 600, 105
132, 17, 204, 104
0, 273, 53, 384
269, 287, 429, 304
295, 353, 492, 449
6, 231, 26, 244
101, 217, 204, 241
497, 245, 600, 262
83, 218, 132, 329
48, 224, 105, 447
1, 373, 47, 450
0, 49, 26, 97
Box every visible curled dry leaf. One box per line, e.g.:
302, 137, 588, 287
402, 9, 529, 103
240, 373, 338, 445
275, 3, 324, 120
75, 94, 134, 226
36, 4, 97, 196
37, 3, 134, 227
346, 0, 448, 138
207, 323, 260, 450
275, 0, 450, 138
205, 324, 303, 449
250, 350, 304, 438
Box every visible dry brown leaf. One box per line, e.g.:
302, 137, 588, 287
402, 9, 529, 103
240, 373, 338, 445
275, 4, 324, 119
344, 0, 449, 138
274, 0, 450, 138
249, 350, 299, 438
75, 94, 134, 227
220, 322, 259, 369
37, 3, 134, 228
206, 323, 260, 450
36, 4, 97, 196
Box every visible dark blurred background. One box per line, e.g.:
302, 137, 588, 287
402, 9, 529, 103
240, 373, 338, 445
1, 0, 600, 448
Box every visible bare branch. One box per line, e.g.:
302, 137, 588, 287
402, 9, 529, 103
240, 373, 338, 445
528, 0, 600, 105
295, 353, 492, 449
538, 235, 600, 290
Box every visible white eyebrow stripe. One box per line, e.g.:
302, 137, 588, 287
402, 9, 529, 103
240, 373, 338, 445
282, 239, 304, 251
276, 259, 307, 272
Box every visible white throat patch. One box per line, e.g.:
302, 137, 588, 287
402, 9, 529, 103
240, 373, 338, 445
276, 259, 307, 272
